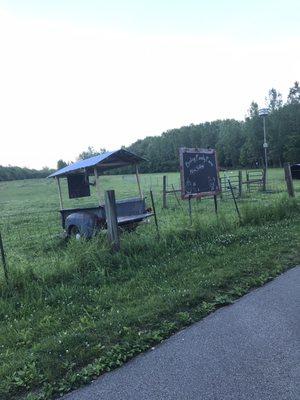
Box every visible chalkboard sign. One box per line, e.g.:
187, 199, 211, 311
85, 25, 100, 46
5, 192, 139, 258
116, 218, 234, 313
179, 148, 221, 199
67, 174, 91, 199
291, 164, 300, 180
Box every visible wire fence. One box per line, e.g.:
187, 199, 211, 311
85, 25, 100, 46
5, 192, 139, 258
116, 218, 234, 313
0, 174, 171, 279
0, 169, 297, 281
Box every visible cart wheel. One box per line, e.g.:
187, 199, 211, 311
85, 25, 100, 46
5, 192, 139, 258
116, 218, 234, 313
121, 223, 138, 233
69, 225, 81, 240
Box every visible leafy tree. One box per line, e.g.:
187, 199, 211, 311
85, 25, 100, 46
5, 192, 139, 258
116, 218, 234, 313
240, 112, 263, 167
266, 88, 282, 111
127, 87, 299, 172
2, 82, 299, 182
0, 166, 54, 181
287, 81, 300, 104
57, 159, 68, 169
77, 147, 107, 160
217, 120, 243, 167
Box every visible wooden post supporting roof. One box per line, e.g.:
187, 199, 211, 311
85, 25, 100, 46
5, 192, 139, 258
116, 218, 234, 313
135, 165, 143, 198
56, 177, 64, 210
94, 167, 102, 205
150, 189, 160, 238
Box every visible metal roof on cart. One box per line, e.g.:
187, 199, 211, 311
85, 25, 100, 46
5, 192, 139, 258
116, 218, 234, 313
48, 149, 145, 178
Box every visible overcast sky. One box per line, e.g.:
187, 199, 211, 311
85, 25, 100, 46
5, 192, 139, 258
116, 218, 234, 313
0, 0, 299, 169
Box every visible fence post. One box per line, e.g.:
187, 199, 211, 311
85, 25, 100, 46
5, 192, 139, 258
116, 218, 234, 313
162, 175, 167, 209
227, 177, 241, 221
0, 232, 8, 284
284, 163, 295, 197
246, 171, 250, 192
105, 190, 120, 251
262, 168, 266, 191
238, 170, 242, 197
150, 190, 160, 238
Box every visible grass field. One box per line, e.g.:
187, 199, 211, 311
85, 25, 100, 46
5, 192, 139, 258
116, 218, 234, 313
0, 168, 300, 399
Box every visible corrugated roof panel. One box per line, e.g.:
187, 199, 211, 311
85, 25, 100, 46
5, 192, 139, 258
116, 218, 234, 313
48, 149, 145, 178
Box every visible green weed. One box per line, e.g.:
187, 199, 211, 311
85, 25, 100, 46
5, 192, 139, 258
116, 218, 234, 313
240, 195, 299, 225
0, 169, 299, 399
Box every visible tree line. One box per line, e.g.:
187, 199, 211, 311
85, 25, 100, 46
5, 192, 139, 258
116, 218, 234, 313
0, 166, 54, 182
73, 82, 300, 174
1, 82, 299, 182
127, 82, 300, 173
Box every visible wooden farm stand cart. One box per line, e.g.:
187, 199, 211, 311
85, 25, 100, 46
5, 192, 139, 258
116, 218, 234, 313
49, 149, 153, 238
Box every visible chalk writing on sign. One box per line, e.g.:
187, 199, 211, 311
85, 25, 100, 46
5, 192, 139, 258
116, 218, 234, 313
179, 148, 221, 199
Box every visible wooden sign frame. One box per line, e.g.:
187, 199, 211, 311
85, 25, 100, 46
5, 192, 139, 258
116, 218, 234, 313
179, 147, 221, 200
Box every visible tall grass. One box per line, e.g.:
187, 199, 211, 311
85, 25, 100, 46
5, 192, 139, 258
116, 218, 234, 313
240, 195, 299, 225
0, 175, 299, 399
2, 194, 298, 295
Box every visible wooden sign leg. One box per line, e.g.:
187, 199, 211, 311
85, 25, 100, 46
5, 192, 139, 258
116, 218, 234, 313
188, 196, 192, 224
214, 195, 218, 214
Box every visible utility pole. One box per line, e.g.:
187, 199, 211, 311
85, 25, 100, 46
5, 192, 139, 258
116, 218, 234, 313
259, 108, 269, 191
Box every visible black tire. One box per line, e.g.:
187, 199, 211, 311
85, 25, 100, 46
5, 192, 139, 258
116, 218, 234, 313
120, 223, 139, 233
69, 225, 81, 240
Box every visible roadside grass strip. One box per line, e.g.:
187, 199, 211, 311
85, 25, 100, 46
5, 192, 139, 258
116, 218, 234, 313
0, 196, 299, 399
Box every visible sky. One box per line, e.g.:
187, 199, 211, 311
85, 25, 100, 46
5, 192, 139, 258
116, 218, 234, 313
0, 0, 299, 169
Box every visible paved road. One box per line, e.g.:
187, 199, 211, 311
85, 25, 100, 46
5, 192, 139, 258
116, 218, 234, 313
63, 267, 300, 400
